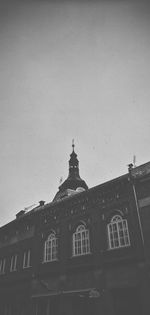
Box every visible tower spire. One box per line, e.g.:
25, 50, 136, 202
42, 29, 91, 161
53, 142, 88, 201
72, 139, 75, 152
69, 141, 79, 177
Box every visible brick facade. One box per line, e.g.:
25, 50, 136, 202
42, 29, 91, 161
0, 151, 150, 315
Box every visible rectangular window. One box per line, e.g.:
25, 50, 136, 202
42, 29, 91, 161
23, 250, 31, 268
0, 258, 6, 275
10, 255, 17, 272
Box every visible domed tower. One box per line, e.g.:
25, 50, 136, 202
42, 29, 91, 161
53, 141, 88, 201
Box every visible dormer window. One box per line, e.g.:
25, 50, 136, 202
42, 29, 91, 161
107, 215, 130, 250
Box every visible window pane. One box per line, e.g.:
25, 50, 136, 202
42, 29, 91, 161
108, 217, 130, 250
73, 226, 90, 256
44, 234, 58, 262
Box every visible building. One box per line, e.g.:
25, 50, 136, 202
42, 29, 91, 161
0, 144, 150, 315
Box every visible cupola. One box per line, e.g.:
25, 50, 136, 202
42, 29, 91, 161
53, 141, 88, 201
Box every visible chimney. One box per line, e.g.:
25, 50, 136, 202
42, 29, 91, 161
128, 163, 133, 173
39, 200, 45, 207
16, 210, 26, 219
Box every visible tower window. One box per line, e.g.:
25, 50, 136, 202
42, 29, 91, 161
72, 224, 90, 256
107, 215, 130, 250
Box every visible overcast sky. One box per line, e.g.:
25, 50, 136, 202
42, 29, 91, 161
0, 0, 150, 226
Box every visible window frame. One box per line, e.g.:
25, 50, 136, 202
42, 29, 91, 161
107, 214, 130, 250
10, 254, 17, 272
43, 232, 58, 263
0, 258, 6, 275
23, 249, 31, 269
72, 224, 91, 257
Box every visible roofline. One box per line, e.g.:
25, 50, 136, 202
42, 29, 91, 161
0, 172, 129, 231
1, 160, 150, 231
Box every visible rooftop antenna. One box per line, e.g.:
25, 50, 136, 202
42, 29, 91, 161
24, 203, 37, 211
133, 155, 136, 168
59, 176, 63, 184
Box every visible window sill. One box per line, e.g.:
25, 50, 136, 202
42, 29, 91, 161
42, 259, 58, 264
107, 244, 131, 251
71, 252, 92, 258
23, 265, 32, 269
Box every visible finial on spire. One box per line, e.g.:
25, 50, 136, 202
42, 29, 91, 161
72, 139, 75, 151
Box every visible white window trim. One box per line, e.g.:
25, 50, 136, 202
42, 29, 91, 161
43, 233, 58, 263
10, 254, 17, 272
0, 258, 6, 275
107, 215, 130, 250
23, 249, 31, 269
72, 224, 91, 257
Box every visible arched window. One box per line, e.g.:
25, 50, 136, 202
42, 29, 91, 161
72, 224, 90, 256
43, 233, 58, 262
107, 215, 130, 249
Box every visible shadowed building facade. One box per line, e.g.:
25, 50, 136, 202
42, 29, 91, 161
0, 145, 150, 315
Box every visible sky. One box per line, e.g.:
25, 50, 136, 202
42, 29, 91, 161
0, 0, 150, 226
